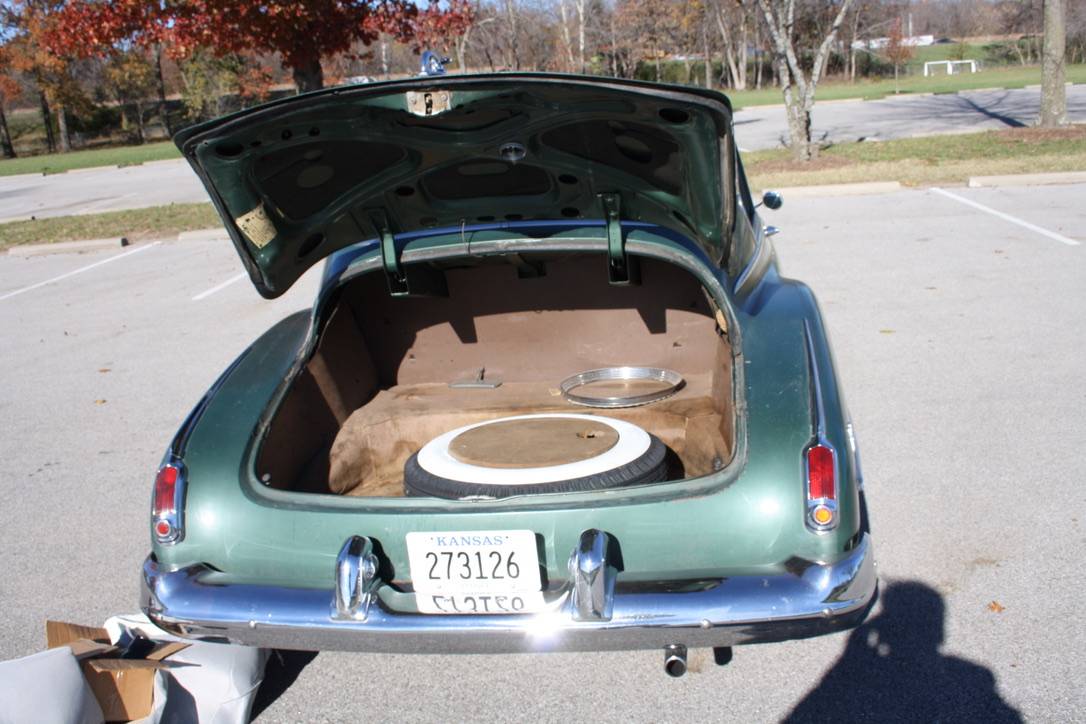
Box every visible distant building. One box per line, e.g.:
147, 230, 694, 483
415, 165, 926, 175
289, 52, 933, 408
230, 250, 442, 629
852, 34, 935, 50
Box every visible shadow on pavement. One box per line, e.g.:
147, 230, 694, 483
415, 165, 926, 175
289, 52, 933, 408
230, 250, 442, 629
250, 649, 319, 720
785, 581, 1022, 723
960, 94, 1027, 128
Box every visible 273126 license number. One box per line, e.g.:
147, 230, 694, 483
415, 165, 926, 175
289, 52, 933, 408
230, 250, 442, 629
405, 530, 541, 595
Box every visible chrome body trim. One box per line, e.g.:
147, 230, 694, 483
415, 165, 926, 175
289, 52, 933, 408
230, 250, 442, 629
802, 320, 839, 533
846, 420, 864, 491
332, 536, 380, 622
141, 533, 875, 654
169, 349, 251, 458
154, 347, 252, 546
803, 320, 828, 440
568, 530, 617, 622
733, 219, 771, 298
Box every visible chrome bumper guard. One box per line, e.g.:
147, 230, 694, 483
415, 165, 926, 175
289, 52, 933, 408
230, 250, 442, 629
141, 531, 875, 654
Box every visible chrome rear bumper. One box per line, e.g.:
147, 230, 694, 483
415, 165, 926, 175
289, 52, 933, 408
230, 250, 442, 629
141, 533, 875, 654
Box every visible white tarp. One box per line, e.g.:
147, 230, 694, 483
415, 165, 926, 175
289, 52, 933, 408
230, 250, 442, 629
105, 614, 269, 724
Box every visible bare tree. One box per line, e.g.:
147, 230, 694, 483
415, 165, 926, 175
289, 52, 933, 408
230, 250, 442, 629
575, 0, 587, 73
757, 0, 853, 161
558, 0, 576, 70
504, 0, 520, 70
1039, 0, 1067, 127
845, 1, 868, 83
614, 0, 664, 81
702, 15, 712, 88
454, 13, 495, 72
712, 0, 750, 90
883, 17, 913, 94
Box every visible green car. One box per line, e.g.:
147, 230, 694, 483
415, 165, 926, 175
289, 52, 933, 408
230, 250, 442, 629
142, 72, 875, 676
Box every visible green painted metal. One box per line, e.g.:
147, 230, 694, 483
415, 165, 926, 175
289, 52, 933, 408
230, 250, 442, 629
174, 74, 734, 298
156, 74, 862, 601
152, 227, 860, 594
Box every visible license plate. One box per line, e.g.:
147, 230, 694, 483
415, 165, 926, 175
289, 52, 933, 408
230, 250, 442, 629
406, 530, 541, 594
415, 591, 547, 615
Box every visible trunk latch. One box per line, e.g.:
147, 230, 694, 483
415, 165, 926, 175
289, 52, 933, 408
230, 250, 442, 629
406, 90, 451, 117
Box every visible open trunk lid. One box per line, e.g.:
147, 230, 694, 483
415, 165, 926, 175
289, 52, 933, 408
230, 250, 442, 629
174, 73, 735, 297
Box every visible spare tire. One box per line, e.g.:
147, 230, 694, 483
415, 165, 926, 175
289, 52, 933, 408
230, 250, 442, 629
403, 413, 668, 499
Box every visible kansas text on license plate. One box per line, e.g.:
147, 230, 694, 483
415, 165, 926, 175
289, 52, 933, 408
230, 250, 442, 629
406, 530, 543, 614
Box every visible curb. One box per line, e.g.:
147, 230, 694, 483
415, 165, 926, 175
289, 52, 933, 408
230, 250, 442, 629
6, 228, 228, 257
139, 158, 187, 168
64, 166, 105, 175
769, 181, 903, 198
968, 171, 1086, 188
177, 228, 229, 242
8, 237, 129, 257
0, 157, 185, 182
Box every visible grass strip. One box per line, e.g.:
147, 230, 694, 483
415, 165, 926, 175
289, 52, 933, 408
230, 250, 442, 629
0, 141, 181, 177
746, 125, 1086, 190
0, 203, 218, 251
727, 64, 1086, 109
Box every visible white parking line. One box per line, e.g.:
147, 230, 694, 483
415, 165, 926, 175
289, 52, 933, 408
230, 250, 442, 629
192, 271, 247, 301
931, 187, 1081, 247
0, 242, 161, 302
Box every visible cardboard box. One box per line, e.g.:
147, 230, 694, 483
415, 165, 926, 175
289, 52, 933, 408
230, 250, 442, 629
46, 620, 188, 722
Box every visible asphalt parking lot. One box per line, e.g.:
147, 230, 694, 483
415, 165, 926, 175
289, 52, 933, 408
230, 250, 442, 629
735, 84, 1086, 150
1, 182, 1083, 721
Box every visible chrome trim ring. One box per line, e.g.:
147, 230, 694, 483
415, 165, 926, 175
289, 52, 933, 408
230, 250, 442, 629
560, 367, 684, 408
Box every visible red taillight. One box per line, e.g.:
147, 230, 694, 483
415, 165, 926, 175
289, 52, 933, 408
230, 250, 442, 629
806, 444, 835, 500
153, 465, 179, 516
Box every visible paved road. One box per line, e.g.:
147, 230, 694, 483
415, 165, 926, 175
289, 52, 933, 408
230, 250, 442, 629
0, 183, 1083, 721
734, 84, 1086, 150
0, 158, 208, 224
1, 85, 1083, 224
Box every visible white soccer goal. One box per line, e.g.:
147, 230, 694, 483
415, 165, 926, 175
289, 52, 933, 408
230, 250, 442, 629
923, 60, 978, 77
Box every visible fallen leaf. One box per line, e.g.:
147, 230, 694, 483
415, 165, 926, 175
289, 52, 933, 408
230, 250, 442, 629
987, 600, 1005, 613
98, 368, 111, 373
94, 399, 107, 405
879, 329, 895, 334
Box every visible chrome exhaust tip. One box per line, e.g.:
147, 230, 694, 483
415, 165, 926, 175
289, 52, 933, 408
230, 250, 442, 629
664, 644, 688, 678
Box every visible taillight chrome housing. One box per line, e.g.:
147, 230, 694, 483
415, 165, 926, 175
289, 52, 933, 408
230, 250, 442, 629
804, 442, 837, 532
802, 319, 839, 533
152, 456, 186, 544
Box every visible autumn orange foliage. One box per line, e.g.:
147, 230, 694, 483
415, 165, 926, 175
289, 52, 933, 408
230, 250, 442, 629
47, 0, 472, 92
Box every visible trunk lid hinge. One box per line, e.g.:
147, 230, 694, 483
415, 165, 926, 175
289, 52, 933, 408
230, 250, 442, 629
372, 210, 448, 298
600, 192, 639, 286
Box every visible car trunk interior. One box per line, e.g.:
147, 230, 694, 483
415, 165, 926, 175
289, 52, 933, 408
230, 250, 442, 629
256, 253, 737, 498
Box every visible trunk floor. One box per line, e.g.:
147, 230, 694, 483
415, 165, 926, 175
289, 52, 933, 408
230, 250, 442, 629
324, 376, 730, 497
